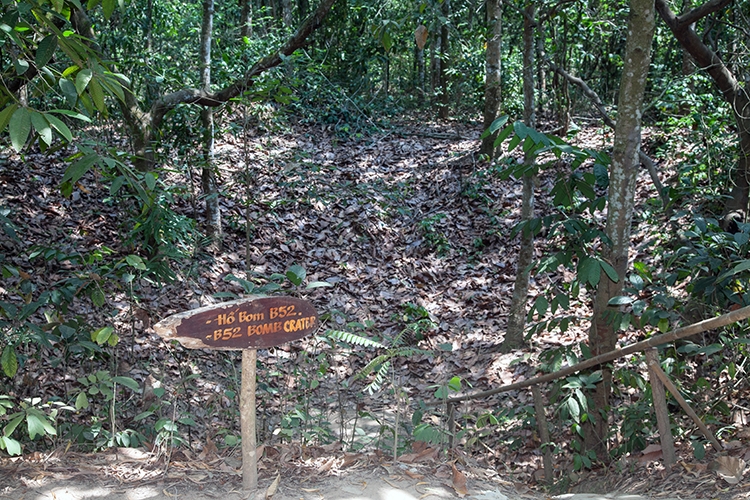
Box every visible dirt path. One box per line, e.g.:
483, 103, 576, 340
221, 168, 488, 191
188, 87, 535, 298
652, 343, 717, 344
2, 461, 666, 500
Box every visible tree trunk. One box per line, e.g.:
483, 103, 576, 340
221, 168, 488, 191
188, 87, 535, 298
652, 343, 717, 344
200, 0, 222, 249
586, 0, 654, 458
438, 0, 450, 119
500, 2, 536, 352
281, 0, 293, 27
656, 0, 750, 221
416, 44, 426, 105
481, 0, 502, 157
240, 0, 253, 38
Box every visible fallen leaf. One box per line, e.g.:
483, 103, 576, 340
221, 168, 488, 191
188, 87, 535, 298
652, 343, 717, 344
266, 473, 280, 498
451, 464, 468, 497
713, 456, 746, 484
404, 469, 424, 480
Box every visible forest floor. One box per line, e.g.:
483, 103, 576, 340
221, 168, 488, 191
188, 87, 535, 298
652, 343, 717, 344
0, 115, 746, 499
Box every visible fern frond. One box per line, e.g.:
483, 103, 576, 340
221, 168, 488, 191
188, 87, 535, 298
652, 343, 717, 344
364, 361, 391, 395
356, 354, 390, 379
325, 329, 386, 348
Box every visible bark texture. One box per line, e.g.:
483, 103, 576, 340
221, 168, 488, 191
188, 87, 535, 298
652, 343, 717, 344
481, 0, 503, 157
200, 0, 222, 248
586, 0, 654, 457
501, 2, 536, 352
437, 0, 450, 119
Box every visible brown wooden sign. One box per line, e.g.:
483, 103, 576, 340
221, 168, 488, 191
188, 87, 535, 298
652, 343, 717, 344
153, 296, 319, 350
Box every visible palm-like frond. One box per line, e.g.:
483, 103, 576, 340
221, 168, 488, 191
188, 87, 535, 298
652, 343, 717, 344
325, 329, 386, 348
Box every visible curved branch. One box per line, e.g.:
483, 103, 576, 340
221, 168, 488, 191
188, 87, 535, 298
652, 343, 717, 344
150, 0, 337, 129
678, 0, 731, 27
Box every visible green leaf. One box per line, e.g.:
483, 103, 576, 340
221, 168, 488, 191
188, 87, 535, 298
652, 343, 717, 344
535, 296, 548, 317
88, 78, 106, 113
26, 414, 47, 440
1, 345, 18, 378
433, 385, 448, 399
92, 326, 113, 344
481, 115, 509, 138
718, 259, 750, 282
578, 257, 601, 287
658, 318, 670, 333
75, 391, 89, 410
50, 0, 64, 12
567, 397, 580, 422
144, 172, 157, 191
4, 414, 23, 436
91, 288, 105, 307
45, 114, 73, 142
59, 78, 78, 107
692, 440, 705, 460
48, 109, 92, 122
112, 376, 139, 391
0, 436, 21, 455
0, 104, 18, 133
382, 31, 393, 52
608, 295, 633, 306
599, 259, 619, 283
9, 107, 31, 152
102, 0, 116, 19
62, 153, 98, 184
447, 376, 462, 391
286, 264, 306, 286
75, 69, 93, 95
35, 34, 58, 68
125, 254, 147, 270
13, 59, 29, 76
30, 111, 53, 147
507, 133, 522, 152
493, 123, 514, 147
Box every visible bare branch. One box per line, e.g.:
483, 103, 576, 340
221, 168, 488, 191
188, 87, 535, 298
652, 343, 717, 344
678, 0, 732, 27
431, 304, 750, 406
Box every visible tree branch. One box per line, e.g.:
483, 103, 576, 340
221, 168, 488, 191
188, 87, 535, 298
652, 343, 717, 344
432, 304, 750, 406
546, 60, 668, 207
150, 0, 336, 129
678, 0, 731, 27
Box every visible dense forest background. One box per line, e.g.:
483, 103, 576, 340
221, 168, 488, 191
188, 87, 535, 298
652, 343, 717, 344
3, 0, 750, 492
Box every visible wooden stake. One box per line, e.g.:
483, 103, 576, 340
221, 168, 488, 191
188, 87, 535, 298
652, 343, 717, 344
241, 349, 258, 490
532, 386, 553, 484
645, 349, 676, 466
649, 355, 723, 453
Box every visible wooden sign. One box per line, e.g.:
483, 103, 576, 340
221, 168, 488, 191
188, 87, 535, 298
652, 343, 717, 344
153, 296, 319, 350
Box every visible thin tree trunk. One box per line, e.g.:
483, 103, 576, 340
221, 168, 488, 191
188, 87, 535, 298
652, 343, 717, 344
586, 0, 654, 457
500, 2, 536, 352
481, 0, 503, 157
240, 0, 253, 38
438, 0, 450, 119
281, 0, 293, 27
416, 45, 425, 105
430, 18, 440, 92
200, 0, 221, 249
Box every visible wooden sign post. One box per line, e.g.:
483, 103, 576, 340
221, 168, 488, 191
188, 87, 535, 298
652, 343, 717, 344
154, 296, 319, 490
